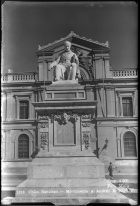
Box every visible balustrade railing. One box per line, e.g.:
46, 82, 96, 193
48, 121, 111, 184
1, 72, 37, 83
111, 68, 137, 78
1, 68, 137, 83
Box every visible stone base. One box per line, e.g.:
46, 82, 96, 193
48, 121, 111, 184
52, 79, 78, 85
14, 155, 129, 205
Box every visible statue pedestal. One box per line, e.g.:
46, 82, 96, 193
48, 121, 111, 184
14, 81, 129, 204
14, 150, 129, 204
52, 79, 78, 85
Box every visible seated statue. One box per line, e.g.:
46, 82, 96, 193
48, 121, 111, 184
49, 41, 80, 81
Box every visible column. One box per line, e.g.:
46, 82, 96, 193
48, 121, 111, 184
106, 88, 115, 117
38, 60, 48, 81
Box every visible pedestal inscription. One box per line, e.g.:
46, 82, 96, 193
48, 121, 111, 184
53, 112, 78, 146
55, 121, 75, 145
14, 85, 129, 204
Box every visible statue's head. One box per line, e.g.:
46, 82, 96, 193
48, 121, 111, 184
64, 41, 71, 52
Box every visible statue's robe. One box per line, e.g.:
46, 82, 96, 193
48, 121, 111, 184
54, 51, 80, 81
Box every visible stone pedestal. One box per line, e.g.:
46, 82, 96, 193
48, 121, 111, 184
14, 82, 129, 204
14, 149, 129, 205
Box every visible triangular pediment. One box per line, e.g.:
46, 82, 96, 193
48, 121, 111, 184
37, 31, 110, 54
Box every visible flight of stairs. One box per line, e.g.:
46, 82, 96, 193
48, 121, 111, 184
1, 162, 29, 199
105, 160, 138, 203
105, 174, 137, 203
2, 160, 138, 204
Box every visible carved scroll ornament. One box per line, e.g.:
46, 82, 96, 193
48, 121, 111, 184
40, 122, 49, 128
38, 115, 49, 120
82, 132, 90, 150
40, 132, 49, 150
81, 114, 93, 121
82, 122, 91, 127
53, 112, 78, 125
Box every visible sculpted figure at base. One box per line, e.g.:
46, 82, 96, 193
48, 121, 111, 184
49, 41, 79, 81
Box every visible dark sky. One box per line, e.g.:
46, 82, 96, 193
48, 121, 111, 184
2, 2, 137, 73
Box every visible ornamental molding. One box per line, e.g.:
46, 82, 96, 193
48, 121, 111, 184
38, 115, 49, 120
81, 114, 93, 120
53, 112, 78, 125
39, 122, 49, 128
82, 122, 91, 127
40, 132, 49, 150
82, 132, 91, 150
38, 31, 109, 51
117, 137, 121, 141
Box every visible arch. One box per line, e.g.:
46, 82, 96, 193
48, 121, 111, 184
123, 131, 137, 157
14, 130, 34, 160
79, 66, 91, 80
18, 134, 29, 159
120, 128, 137, 158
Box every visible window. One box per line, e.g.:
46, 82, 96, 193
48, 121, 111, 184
122, 97, 133, 116
123, 132, 137, 157
18, 134, 29, 158
19, 101, 29, 119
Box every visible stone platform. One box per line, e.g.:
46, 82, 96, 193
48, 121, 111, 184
14, 150, 129, 205
51, 79, 78, 85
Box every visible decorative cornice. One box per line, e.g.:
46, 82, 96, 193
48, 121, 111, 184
53, 111, 78, 125
38, 115, 49, 120
38, 31, 110, 51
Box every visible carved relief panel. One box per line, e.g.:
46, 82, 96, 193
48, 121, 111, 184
38, 115, 49, 151
53, 112, 78, 146
81, 114, 93, 150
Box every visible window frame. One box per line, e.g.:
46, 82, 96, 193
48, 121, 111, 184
123, 131, 137, 157
14, 131, 34, 161
120, 129, 138, 159
18, 134, 30, 159
14, 94, 32, 120
116, 90, 136, 117
122, 96, 133, 117
19, 100, 29, 119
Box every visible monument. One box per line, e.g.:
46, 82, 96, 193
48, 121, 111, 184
14, 33, 129, 205
49, 41, 80, 81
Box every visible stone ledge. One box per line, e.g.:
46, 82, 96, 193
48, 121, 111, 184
51, 80, 79, 85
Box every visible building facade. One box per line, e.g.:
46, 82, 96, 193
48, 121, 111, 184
1, 32, 138, 197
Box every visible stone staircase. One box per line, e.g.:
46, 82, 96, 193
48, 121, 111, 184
2, 160, 138, 204
1, 162, 29, 199
105, 160, 138, 203
105, 174, 137, 203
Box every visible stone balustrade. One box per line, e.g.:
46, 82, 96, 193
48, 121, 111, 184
1, 68, 138, 83
112, 68, 138, 78
1, 72, 37, 83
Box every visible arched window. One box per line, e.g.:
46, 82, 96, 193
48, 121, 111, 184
18, 134, 29, 158
123, 132, 137, 157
